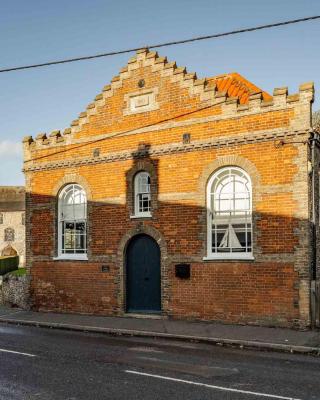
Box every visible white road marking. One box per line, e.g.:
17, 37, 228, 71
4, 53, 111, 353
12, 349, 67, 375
0, 348, 36, 357
125, 370, 303, 400
129, 347, 163, 353
136, 356, 239, 373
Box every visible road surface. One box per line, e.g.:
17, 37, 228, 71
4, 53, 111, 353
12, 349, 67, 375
0, 323, 319, 399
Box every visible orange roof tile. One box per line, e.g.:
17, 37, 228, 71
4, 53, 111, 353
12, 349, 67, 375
207, 72, 272, 104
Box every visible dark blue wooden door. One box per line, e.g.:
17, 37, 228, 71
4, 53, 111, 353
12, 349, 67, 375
126, 234, 161, 313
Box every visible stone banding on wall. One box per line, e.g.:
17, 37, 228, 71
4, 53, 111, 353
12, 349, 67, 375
24, 129, 310, 173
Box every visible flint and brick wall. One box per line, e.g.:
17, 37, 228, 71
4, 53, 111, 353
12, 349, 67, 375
24, 49, 314, 327
0, 187, 25, 267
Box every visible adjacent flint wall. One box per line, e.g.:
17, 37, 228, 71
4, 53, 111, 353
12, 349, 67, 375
0, 187, 25, 267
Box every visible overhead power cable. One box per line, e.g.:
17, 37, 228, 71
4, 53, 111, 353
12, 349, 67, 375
25, 102, 219, 163
1, 15, 320, 73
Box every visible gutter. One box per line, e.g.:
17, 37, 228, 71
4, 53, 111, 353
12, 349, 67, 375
310, 131, 319, 327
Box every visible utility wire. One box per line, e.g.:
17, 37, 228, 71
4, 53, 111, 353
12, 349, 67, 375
24, 102, 219, 163
1, 15, 320, 73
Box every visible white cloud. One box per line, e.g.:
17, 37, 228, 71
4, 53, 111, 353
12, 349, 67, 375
0, 141, 22, 158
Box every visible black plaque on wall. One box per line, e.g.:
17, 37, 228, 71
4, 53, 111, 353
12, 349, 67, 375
175, 264, 190, 279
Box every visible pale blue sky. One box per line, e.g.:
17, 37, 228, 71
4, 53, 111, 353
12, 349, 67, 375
0, 0, 319, 185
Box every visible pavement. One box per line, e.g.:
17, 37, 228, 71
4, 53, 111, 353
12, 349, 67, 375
0, 305, 319, 355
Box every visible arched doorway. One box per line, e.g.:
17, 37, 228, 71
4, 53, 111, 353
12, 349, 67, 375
126, 234, 161, 313
1, 244, 18, 257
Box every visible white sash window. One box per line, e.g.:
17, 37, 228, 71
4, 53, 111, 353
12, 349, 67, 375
57, 184, 87, 259
134, 172, 151, 217
205, 167, 253, 260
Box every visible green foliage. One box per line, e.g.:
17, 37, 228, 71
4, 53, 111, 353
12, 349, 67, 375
9, 268, 26, 277
0, 256, 19, 276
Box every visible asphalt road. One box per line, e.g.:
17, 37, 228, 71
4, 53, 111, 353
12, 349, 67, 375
0, 323, 319, 400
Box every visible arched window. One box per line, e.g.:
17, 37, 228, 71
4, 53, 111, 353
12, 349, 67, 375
58, 184, 87, 259
206, 167, 253, 259
134, 171, 151, 217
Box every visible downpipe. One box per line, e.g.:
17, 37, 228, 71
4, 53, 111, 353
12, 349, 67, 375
310, 132, 318, 328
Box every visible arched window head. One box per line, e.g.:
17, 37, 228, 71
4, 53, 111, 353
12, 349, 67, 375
206, 167, 253, 260
134, 171, 151, 217
1, 244, 17, 257
58, 184, 87, 259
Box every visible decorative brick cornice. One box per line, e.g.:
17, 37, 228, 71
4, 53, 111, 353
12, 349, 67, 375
24, 129, 311, 173
25, 101, 301, 152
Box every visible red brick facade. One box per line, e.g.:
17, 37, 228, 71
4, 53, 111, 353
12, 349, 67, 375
23, 49, 315, 328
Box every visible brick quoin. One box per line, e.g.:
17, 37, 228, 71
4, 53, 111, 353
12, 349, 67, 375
23, 49, 315, 328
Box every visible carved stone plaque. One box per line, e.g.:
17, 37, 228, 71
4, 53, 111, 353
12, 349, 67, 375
124, 88, 159, 116
130, 93, 151, 111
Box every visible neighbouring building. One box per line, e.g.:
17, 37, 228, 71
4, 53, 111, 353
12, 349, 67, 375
23, 49, 318, 328
0, 187, 25, 266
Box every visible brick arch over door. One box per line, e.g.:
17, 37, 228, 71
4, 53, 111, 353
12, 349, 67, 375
117, 225, 169, 314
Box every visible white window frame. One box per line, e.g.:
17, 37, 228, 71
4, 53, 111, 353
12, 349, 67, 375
204, 166, 254, 261
133, 171, 152, 218
55, 184, 88, 261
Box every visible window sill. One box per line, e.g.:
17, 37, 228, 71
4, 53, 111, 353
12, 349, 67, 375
130, 214, 152, 219
203, 254, 254, 261
53, 255, 88, 261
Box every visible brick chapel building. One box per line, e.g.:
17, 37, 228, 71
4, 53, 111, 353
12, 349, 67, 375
23, 49, 318, 328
